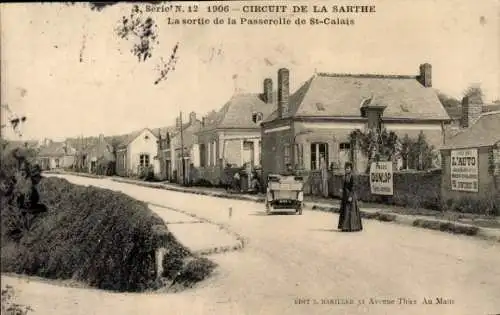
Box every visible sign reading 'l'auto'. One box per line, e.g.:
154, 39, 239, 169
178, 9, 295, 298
451, 149, 478, 192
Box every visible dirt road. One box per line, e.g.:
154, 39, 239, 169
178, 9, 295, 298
3, 174, 500, 315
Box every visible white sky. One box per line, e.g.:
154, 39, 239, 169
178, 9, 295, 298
1, 0, 499, 141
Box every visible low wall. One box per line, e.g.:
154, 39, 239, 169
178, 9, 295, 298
300, 169, 442, 210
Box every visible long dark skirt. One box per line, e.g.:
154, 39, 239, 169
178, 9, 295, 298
338, 199, 363, 232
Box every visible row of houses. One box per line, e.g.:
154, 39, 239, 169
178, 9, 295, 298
31, 63, 498, 188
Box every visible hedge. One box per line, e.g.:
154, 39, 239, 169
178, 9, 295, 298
1, 176, 216, 292
302, 169, 442, 210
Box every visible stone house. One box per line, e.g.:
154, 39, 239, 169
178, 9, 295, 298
195, 84, 275, 185
115, 128, 160, 177
440, 111, 500, 202
260, 64, 450, 180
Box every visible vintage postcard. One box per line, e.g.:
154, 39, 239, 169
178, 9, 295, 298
1, 1, 499, 314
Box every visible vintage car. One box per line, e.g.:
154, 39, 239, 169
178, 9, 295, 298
265, 173, 304, 215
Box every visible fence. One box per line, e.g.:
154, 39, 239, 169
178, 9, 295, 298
299, 169, 442, 210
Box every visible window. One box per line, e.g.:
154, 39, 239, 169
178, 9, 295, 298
199, 143, 206, 167
284, 143, 291, 166
212, 141, 217, 166
140, 154, 150, 167
339, 142, 351, 150
55, 159, 60, 168
252, 112, 264, 124
258, 140, 262, 165
295, 144, 304, 168
310, 143, 328, 170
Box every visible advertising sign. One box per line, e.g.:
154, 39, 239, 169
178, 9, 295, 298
370, 161, 393, 196
450, 149, 478, 192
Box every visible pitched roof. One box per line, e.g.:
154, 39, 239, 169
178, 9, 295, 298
88, 140, 115, 161
200, 93, 275, 131
38, 141, 76, 157
441, 111, 500, 149
115, 128, 159, 148
264, 73, 450, 122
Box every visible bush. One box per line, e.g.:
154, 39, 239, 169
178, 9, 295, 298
327, 170, 441, 210
443, 194, 500, 216
139, 165, 156, 182
1, 176, 216, 292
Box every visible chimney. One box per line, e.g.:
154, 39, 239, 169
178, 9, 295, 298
99, 133, 104, 144
461, 93, 483, 128
176, 117, 181, 129
189, 111, 196, 124
418, 63, 432, 87
202, 117, 206, 127
277, 68, 290, 118
263, 78, 273, 104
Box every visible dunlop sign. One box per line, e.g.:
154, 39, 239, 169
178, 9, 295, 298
451, 149, 478, 192
370, 161, 393, 196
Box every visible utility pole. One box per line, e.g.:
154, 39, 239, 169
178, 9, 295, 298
179, 111, 185, 186
157, 131, 163, 180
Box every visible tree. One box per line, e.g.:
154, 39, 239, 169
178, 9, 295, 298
1, 104, 27, 138
399, 132, 437, 170
65, 2, 180, 85
350, 128, 399, 173
463, 83, 484, 99
436, 91, 460, 109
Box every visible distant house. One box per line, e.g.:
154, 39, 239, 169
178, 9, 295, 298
37, 139, 76, 170
195, 84, 275, 184
85, 134, 116, 174
115, 128, 160, 177
155, 112, 202, 183
444, 96, 500, 139
440, 111, 500, 202
170, 112, 202, 183
261, 64, 451, 177
155, 125, 177, 182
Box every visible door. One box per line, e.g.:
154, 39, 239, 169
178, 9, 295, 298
165, 160, 171, 181
242, 141, 254, 166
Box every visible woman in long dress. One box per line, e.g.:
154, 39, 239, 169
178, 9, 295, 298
338, 162, 363, 232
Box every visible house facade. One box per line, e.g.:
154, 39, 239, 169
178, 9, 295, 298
85, 134, 116, 174
37, 139, 76, 170
115, 128, 160, 177
155, 112, 202, 183
195, 84, 275, 185
440, 111, 500, 203
171, 112, 202, 184
261, 64, 451, 180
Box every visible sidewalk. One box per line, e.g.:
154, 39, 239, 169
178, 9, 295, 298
45, 171, 500, 242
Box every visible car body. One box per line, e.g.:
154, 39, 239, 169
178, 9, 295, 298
265, 174, 304, 215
